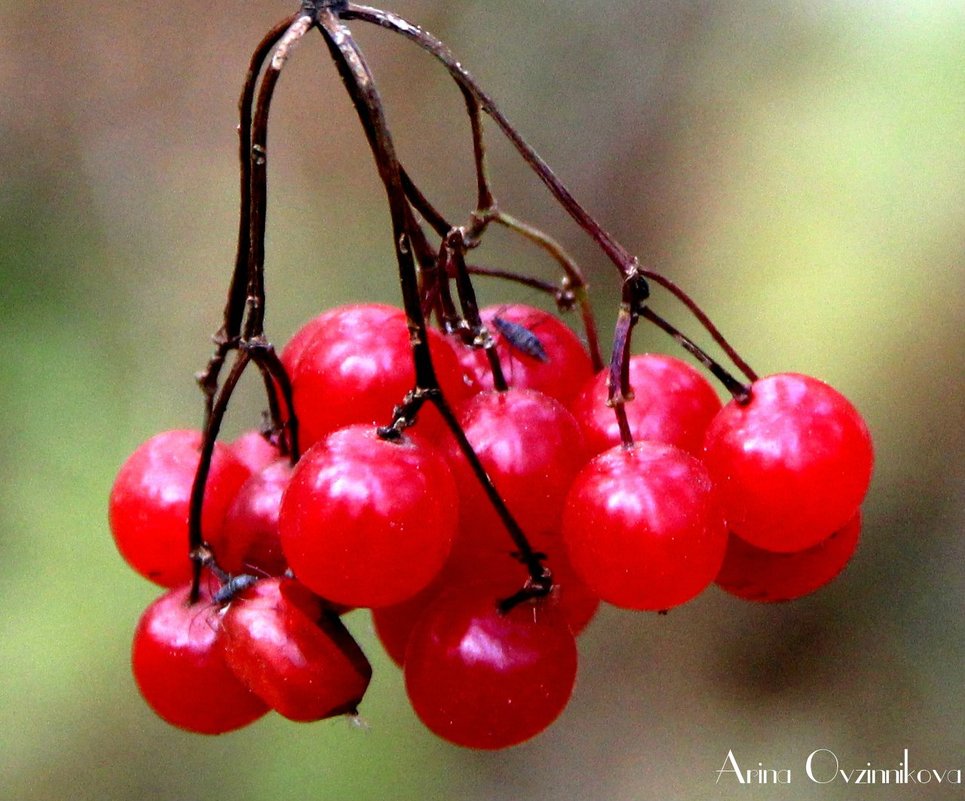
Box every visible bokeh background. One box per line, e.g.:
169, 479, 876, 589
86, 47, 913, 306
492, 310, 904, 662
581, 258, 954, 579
1, 1, 962, 799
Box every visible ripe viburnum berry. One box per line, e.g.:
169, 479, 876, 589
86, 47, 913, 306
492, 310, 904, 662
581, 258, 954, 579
570, 353, 722, 457
226, 430, 281, 474
404, 586, 578, 749
373, 547, 599, 667
562, 441, 727, 611
716, 513, 862, 602
109, 430, 251, 587
219, 577, 372, 721
278, 425, 458, 608
131, 580, 269, 734
702, 372, 873, 552
445, 388, 588, 556
284, 304, 470, 448
216, 458, 292, 576
455, 304, 594, 405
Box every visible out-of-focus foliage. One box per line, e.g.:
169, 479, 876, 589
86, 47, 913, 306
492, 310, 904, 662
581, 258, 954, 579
1, 2, 961, 800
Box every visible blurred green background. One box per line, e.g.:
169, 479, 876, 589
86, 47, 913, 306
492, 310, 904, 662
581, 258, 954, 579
1, 1, 962, 799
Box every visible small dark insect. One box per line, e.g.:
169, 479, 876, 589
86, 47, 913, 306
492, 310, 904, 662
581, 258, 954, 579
492, 315, 549, 363
213, 573, 260, 605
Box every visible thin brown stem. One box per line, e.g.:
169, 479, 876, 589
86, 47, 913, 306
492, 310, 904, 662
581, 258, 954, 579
607, 308, 637, 448
317, 10, 548, 595
197, 14, 298, 423
640, 306, 751, 402
245, 14, 315, 340
316, 10, 438, 390
189, 349, 251, 602
461, 88, 496, 219
641, 268, 758, 382
492, 211, 603, 371
445, 231, 507, 392
343, 3, 637, 278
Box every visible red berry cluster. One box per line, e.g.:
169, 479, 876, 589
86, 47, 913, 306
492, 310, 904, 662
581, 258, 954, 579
109, 0, 877, 753
110, 300, 873, 748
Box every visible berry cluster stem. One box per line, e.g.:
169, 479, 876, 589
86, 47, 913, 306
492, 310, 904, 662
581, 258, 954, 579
314, 6, 549, 596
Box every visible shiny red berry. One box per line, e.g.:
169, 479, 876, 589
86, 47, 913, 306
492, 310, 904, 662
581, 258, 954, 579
404, 587, 578, 749
219, 577, 372, 722
131, 581, 269, 734
562, 441, 727, 610
286, 304, 470, 448
716, 512, 862, 602
570, 353, 722, 456
455, 304, 593, 406
109, 430, 251, 587
278, 425, 458, 608
702, 372, 873, 552
227, 430, 281, 474
445, 388, 588, 556
216, 458, 292, 576
373, 548, 598, 667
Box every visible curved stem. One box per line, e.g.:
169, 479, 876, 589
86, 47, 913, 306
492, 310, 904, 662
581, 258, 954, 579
607, 311, 637, 449
640, 306, 750, 402
640, 268, 758, 382
316, 10, 437, 390
343, 3, 637, 278
492, 211, 603, 371
461, 88, 496, 219
245, 14, 315, 340
189, 14, 311, 604
197, 14, 298, 423
445, 231, 508, 392
248, 339, 301, 462
189, 349, 251, 603
316, 9, 548, 595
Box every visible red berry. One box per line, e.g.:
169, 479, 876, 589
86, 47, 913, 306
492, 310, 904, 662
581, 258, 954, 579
404, 586, 578, 749
455, 305, 593, 406
702, 373, 874, 552
278, 425, 458, 608
279, 308, 341, 376
216, 458, 292, 576
371, 579, 442, 668
716, 512, 862, 602
227, 430, 281, 474
286, 304, 470, 448
219, 577, 372, 722
373, 548, 598, 667
570, 353, 722, 457
109, 430, 251, 587
445, 388, 588, 556
562, 442, 727, 611
131, 580, 269, 734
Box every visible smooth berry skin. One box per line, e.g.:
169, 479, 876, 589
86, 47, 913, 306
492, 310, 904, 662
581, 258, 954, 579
702, 373, 873, 552
109, 430, 251, 587
456, 305, 594, 406
562, 442, 727, 611
716, 512, 861, 602
279, 426, 458, 608
216, 458, 291, 576
219, 578, 372, 722
445, 388, 588, 556
373, 549, 598, 667
227, 430, 281, 474
279, 308, 341, 376
131, 582, 269, 734
286, 304, 470, 449
571, 354, 722, 457
404, 587, 578, 749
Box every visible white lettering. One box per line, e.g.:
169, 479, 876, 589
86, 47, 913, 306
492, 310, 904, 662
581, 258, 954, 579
806, 749, 839, 784
716, 750, 744, 784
